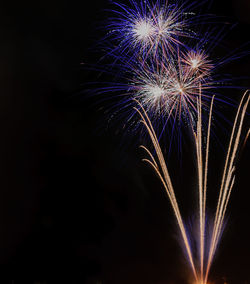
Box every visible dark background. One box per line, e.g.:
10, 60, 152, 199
0, 0, 249, 283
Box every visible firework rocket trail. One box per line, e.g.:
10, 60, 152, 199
134, 100, 198, 281
136, 91, 249, 283
193, 92, 214, 283
204, 91, 250, 283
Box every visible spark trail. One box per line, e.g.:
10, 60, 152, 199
204, 91, 250, 284
134, 101, 198, 281
136, 91, 249, 283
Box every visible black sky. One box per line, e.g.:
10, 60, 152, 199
0, 0, 249, 283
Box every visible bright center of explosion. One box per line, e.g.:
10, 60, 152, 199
147, 84, 165, 98
133, 19, 154, 40
190, 58, 200, 69
175, 82, 185, 94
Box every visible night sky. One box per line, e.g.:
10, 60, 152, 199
0, 0, 249, 283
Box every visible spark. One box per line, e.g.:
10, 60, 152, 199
182, 50, 213, 76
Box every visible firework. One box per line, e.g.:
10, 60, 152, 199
105, 0, 198, 59
204, 92, 250, 283
128, 49, 213, 120
134, 100, 198, 280
91, 0, 250, 282
181, 49, 213, 78
91, 0, 249, 148
135, 91, 249, 283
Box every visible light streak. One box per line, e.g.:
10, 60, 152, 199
135, 91, 249, 283
134, 100, 198, 281
204, 91, 250, 283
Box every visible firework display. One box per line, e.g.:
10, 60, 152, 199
94, 0, 249, 283
98, 0, 247, 135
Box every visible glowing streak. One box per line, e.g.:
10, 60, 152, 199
193, 93, 214, 284
134, 101, 198, 281
197, 91, 204, 283
201, 95, 214, 284
241, 128, 250, 153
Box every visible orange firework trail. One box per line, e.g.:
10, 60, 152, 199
134, 101, 198, 281
204, 91, 250, 284
135, 91, 249, 284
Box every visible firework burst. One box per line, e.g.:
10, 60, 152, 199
126, 48, 214, 126
106, 0, 199, 59
90, 0, 249, 146
181, 49, 213, 78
